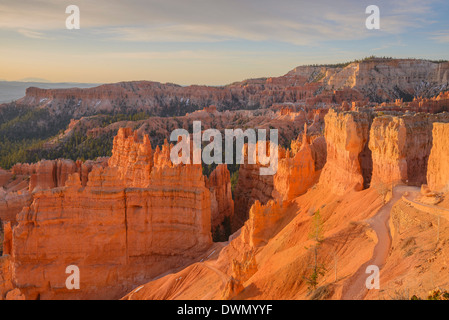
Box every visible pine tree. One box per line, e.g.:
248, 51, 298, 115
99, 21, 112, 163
304, 209, 326, 292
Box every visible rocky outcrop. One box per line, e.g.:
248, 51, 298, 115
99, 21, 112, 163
427, 123, 449, 192
319, 109, 372, 195
273, 130, 321, 202
369, 113, 449, 187
288, 58, 449, 102
0, 170, 12, 187
233, 127, 326, 230
0, 191, 31, 224
12, 159, 83, 192
0, 159, 107, 224
206, 164, 234, 239
0, 170, 32, 224
222, 250, 257, 300
0, 255, 13, 300
2, 222, 11, 255
108, 128, 153, 186
241, 200, 286, 248
5, 128, 214, 300
30, 159, 77, 191
232, 146, 276, 232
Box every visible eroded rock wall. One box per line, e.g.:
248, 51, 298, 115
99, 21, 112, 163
427, 122, 449, 192
273, 132, 321, 202
4, 128, 213, 300
319, 109, 372, 195
206, 164, 234, 237
369, 113, 449, 187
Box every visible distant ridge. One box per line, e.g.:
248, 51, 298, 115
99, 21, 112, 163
18, 77, 52, 83
0, 81, 100, 103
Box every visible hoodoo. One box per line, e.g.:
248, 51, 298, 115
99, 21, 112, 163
0, 128, 235, 300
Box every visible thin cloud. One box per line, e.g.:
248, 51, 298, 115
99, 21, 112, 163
431, 31, 449, 43
17, 29, 48, 39
0, 0, 443, 45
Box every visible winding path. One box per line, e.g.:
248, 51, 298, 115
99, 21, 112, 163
341, 185, 420, 300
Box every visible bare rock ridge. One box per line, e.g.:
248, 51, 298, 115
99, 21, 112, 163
287, 59, 449, 102
10, 59, 449, 120
0, 128, 234, 300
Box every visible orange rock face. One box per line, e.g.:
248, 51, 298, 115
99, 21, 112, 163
206, 164, 234, 238
4, 128, 216, 299
0, 255, 13, 300
0, 159, 107, 224
233, 129, 326, 230
273, 132, 321, 202
427, 123, 449, 192
108, 128, 153, 186
0, 170, 32, 224
319, 109, 372, 195
222, 250, 257, 300
369, 113, 449, 187
232, 153, 275, 232
0, 191, 31, 224
241, 200, 286, 248
2, 222, 11, 255
12, 159, 78, 191
30, 159, 78, 191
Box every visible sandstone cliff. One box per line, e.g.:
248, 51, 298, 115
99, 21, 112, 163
11, 59, 448, 123
231, 141, 279, 231
288, 59, 449, 102
0, 170, 32, 224
0, 159, 107, 224
233, 128, 326, 231
369, 113, 449, 187
427, 123, 449, 192
273, 130, 321, 202
319, 109, 372, 195
221, 250, 257, 300
206, 164, 234, 239
2, 128, 217, 299
241, 200, 286, 248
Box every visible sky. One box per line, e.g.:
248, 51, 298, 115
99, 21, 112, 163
1, 0, 449, 85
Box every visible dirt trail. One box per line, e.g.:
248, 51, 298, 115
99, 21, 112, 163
402, 193, 449, 220
341, 185, 420, 300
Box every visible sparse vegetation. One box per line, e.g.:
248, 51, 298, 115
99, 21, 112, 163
306, 56, 397, 69
230, 170, 239, 195
310, 284, 334, 300
411, 289, 449, 300
401, 236, 417, 257
304, 209, 326, 292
